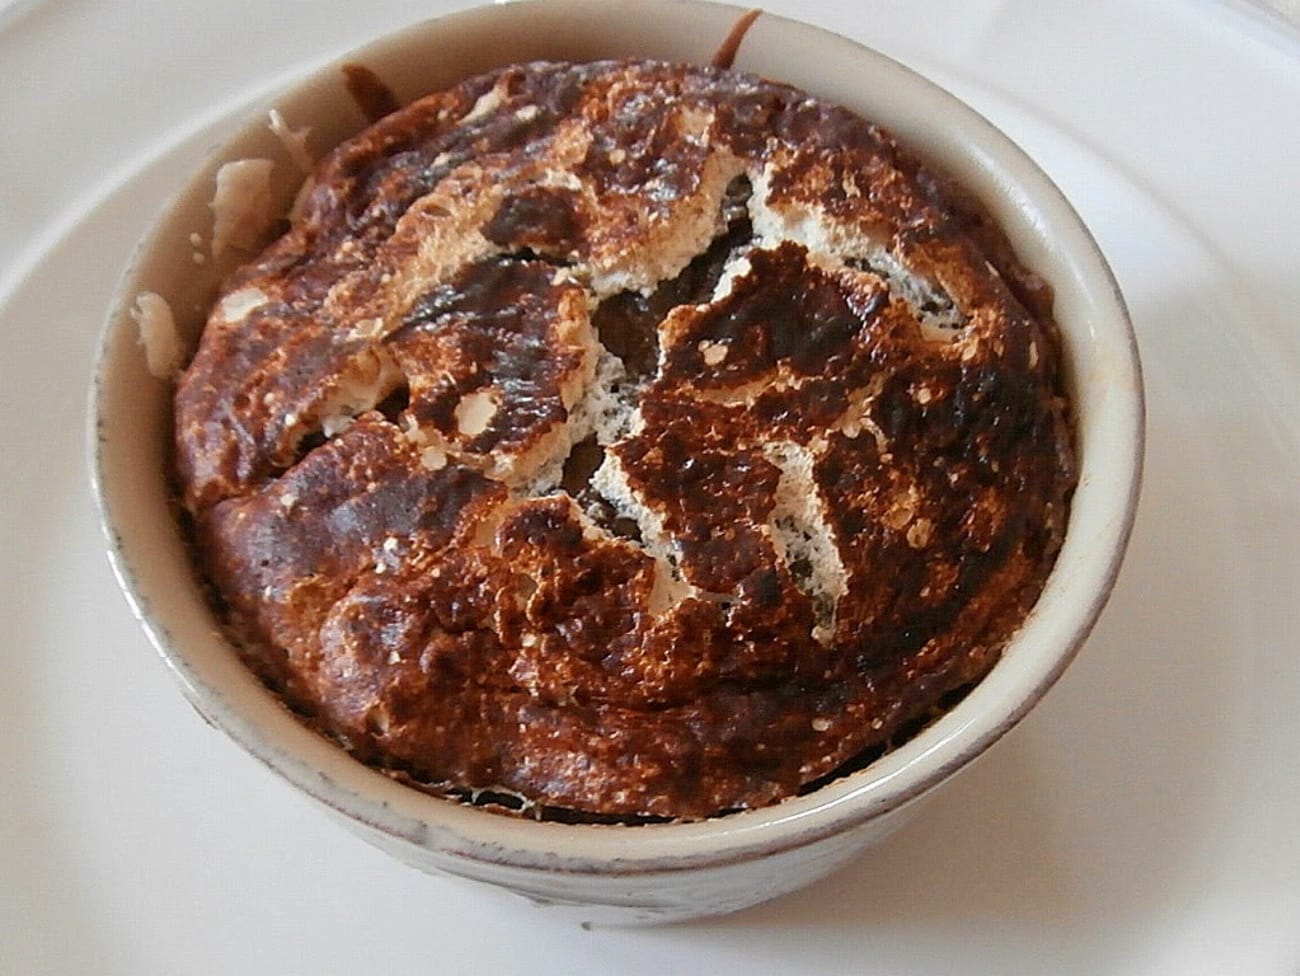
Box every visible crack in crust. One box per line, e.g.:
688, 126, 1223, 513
176, 59, 1075, 821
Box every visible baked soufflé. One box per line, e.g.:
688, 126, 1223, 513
174, 60, 1075, 821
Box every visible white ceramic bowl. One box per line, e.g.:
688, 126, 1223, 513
90, 0, 1143, 924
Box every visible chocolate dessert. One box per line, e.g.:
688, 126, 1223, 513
174, 60, 1074, 820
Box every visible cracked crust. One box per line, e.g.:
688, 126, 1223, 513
175, 59, 1075, 820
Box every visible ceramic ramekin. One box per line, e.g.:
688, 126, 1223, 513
90, 0, 1143, 924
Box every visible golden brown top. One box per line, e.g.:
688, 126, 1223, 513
175, 60, 1074, 820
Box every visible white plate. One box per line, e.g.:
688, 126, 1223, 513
2, 1, 1298, 973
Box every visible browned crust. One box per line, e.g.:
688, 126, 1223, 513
175, 60, 1074, 820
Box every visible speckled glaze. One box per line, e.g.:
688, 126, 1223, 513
89, 0, 1143, 924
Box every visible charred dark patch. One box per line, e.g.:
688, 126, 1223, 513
592, 176, 754, 384
484, 186, 586, 256
661, 242, 862, 384
591, 294, 662, 384
389, 256, 581, 455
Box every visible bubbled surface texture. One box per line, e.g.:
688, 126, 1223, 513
175, 60, 1075, 820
